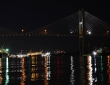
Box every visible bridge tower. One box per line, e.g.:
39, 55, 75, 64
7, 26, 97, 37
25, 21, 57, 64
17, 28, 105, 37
78, 9, 86, 84
79, 9, 85, 56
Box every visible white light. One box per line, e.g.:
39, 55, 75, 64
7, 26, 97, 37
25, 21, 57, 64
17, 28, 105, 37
80, 21, 82, 24
87, 31, 91, 35
95, 67, 97, 72
93, 51, 97, 56
42, 52, 50, 56
88, 31, 91, 35
46, 52, 50, 55
70, 31, 73, 34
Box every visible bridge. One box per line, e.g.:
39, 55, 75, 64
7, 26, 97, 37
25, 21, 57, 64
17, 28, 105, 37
0, 10, 110, 37
0, 10, 109, 84
0, 10, 110, 56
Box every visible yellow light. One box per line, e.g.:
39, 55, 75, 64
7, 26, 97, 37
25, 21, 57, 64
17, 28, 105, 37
22, 29, 24, 32
107, 31, 109, 34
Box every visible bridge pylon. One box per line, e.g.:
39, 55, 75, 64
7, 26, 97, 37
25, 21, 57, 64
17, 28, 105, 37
78, 9, 86, 84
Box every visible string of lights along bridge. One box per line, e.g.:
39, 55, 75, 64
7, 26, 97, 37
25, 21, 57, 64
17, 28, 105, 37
0, 11, 110, 37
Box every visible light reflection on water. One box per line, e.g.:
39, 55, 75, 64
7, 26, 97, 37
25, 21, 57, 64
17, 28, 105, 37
87, 55, 93, 85
21, 57, 26, 85
0, 54, 110, 84
70, 56, 75, 85
93, 55, 97, 84
107, 55, 110, 84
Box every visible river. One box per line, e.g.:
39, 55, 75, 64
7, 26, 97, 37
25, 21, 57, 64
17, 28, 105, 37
0, 53, 109, 85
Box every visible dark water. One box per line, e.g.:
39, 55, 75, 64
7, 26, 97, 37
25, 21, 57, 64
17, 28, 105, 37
0, 53, 110, 85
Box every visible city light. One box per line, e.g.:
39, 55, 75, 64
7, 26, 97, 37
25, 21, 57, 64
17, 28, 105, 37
46, 52, 50, 55
22, 29, 24, 33
0, 49, 9, 53
9, 54, 27, 58
87, 30, 91, 35
107, 31, 109, 35
44, 30, 47, 34
80, 21, 82, 24
44, 30, 46, 32
93, 51, 97, 56
42, 52, 50, 56
70, 31, 73, 34
88, 31, 91, 35
6, 49, 9, 52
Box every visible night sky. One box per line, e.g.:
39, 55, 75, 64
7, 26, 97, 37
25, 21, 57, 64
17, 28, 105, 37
0, 1, 110, 54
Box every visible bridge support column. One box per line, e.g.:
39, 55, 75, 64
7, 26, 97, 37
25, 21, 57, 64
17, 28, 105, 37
78, 9, 86, 84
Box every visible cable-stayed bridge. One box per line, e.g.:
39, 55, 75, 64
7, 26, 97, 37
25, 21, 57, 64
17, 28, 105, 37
0, 11, 110, 37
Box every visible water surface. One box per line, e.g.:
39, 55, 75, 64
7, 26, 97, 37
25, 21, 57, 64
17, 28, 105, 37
0, 53, 110, 85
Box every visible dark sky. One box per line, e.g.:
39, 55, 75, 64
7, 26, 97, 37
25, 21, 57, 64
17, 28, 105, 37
0, 1, 110, 54
0, 1, 110, 32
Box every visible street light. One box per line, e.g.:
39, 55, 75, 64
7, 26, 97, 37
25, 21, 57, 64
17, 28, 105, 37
22, 29, 24, 33
88, 31, 91, 35
107, 31, 109, 35
92, 51, 97, 56
87, 30, 91, 35
44, 30, 46, 32
44, 30, 47, 34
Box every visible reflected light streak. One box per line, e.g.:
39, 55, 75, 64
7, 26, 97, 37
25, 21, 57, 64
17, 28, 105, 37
31, 56, 38, 81
32, 56, 36, 65
93, 55, 97, 84
31, 72, 39, 81
5, 57, 9, 85
44, 80, 49, 85
87, 56, 93, 85
100, 56, 104, 83
0, 58, 2, 84
31, 73, 36, 81
107, 55, 110, 84
47, 56, 51, 80
44, 56, 51, 81
94, 56, 97, 73
0, 74, 2, 85
21, 58, 26, 85
0, 58, 2, 73
70, 56, 75, 85
44, 55, 50, 85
